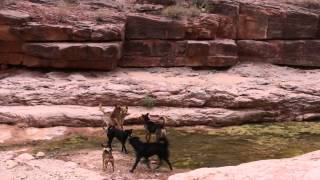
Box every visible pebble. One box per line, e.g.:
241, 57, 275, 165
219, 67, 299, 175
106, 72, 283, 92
36, 152, 45, 158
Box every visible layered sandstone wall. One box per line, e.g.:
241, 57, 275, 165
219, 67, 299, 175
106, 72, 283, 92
0, 0, 319, 70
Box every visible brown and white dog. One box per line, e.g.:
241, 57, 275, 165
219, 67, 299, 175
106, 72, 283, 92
99, 103, 129, 130
102, 143, 114, 172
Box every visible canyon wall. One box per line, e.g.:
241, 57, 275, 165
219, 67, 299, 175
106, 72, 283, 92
0, 0, 320, 70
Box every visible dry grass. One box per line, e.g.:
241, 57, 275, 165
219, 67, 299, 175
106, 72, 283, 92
162, 5, 201, 19
10, 0, 125, 26
56, 0, 79, 23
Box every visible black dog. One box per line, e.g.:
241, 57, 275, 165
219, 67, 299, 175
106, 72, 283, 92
107, 126, 133, 154
129, 136, 173, 173
141, 113, 166, 142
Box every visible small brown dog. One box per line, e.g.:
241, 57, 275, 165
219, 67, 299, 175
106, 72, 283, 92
102, 143, 114, 172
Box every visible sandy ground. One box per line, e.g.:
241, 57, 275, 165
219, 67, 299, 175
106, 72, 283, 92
0, 125, 186, 180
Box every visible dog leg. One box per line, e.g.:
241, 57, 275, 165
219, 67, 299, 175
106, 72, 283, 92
107, 138, 113, 150
130, 157, 141, 173
146, 133, 151, 143
111, 161, 114, 172
119, 119, 124, 130
123, 144, 128, 154
164, 158, 173, 170
145, 158, 151, 169
145, 133, 148, 142
102, 158, 105, 170
155, 159, 163, 169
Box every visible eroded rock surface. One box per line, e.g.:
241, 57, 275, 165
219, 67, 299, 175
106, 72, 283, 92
0, 63, 320, 127
0, 0, 320, 69
168, 150, 320, 180
0, 151, 108, 180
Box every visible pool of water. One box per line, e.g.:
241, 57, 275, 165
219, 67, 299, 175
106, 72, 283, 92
21, 121, 320, 169
169, 122, 320, 168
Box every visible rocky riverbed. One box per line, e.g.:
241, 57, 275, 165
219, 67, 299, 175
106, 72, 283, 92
2, 122, 320, 180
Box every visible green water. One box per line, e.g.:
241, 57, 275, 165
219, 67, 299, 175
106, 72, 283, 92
169, 122, 320, 168
26, 122, 320, 169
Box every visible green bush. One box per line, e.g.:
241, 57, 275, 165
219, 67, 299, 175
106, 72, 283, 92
142, 95, 156, 108
162, 5, 201, 19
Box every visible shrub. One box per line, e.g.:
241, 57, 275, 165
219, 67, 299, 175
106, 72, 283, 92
191, 0, 214, 12
191, 0, 206, 8
95, 9, 108, 24
56, 0, 73, 23
162, 5, 201, 19
142, 95, 156, 108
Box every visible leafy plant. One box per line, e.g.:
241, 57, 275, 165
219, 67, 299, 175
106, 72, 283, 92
191, 0, 214, 12
142, 95, 156, 108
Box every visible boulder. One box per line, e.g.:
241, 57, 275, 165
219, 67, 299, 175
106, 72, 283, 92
125, 14, 185, 40
168, 150, 320, 180
35, 152, 45, 158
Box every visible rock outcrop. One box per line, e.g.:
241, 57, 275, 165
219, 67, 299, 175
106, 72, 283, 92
0, 151, 107, 180
0, 63, 320, 127
0, 105, 275, 127
121, 39, 238, 67
0, 0, 320, 69
168, 150, 320, 180
238, 40, 320, 67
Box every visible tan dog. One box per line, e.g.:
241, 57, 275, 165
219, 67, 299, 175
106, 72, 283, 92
99, 103, 129, 130
102, 144, 114, 172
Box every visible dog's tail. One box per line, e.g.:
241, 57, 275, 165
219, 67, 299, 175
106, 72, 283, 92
157, 137, 169, 147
